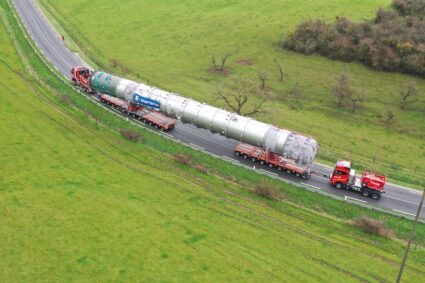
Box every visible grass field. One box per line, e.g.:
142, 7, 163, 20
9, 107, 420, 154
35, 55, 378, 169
2, 0, 425, 281
39, 0, 425, 186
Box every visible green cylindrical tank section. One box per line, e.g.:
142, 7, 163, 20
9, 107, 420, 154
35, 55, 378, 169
89, 71, 121, 96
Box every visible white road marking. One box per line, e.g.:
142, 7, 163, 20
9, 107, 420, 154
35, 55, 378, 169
260, 169, 278, 176
393, 209, 416, 217
162, 132, 174, 138
384, 195, 418, 205
301, 183, 321, 190
189, 143, 205, 150
345, 196, 367, 204
222, 156, 240, 163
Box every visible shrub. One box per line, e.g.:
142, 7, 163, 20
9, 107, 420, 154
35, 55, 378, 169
192, 163, 209, 174
282, 0, 425, 76
173, 153, 192, 165
254, 184, 284, 200
59, 93, 72, 104
120, 129, 142, 142
353, 217, 395, 238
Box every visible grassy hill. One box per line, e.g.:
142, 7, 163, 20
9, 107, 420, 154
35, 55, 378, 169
39, 0, 425, 186
1, 0, 425, 281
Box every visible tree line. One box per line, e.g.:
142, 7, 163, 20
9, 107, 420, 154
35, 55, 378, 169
282, 0, 425, 77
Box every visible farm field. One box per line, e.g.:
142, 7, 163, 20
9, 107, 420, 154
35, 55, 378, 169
1, 1, 425, 281
39, 0, 425, 186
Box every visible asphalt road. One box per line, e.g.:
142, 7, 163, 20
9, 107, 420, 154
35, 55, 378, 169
13, 0, 424, 218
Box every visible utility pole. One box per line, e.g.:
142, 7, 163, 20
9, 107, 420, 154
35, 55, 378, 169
396, 188, 425, 283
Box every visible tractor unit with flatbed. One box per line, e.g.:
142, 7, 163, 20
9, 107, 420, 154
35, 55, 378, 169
329, 160, 387, 200
71, 66, 93, 93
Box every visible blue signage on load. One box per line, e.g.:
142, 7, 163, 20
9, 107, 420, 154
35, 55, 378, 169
134, 93, 161, 109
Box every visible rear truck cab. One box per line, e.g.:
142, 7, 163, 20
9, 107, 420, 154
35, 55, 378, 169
71, 66, 93, 93
330, 160, 386, 200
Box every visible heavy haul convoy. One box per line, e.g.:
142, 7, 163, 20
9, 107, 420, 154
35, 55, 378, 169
71, 66, 387, 199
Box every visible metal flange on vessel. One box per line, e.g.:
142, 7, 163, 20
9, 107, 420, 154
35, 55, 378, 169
89, 71, 318, 165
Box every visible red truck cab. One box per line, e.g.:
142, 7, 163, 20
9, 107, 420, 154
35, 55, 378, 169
330, 160, 386, 200
71, 66, 93, 93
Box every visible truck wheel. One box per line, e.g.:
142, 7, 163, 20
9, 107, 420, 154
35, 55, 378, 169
251, 157, 256, 162
277, 167, 282, 171
335, 182, 344, 189
243, 154, 248, 159
371, 193, 381, 200
295, 172, 300, 177
286, 169, 291, 174
268, 163, 273, 168
361, 189, 370, 197
235, 151, 240, 156
260, 160, 265, 165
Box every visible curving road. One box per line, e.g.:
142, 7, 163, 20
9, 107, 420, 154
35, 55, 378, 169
12, 0, 424, 218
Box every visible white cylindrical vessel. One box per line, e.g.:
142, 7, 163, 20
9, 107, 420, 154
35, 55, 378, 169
90, 71, 318, 164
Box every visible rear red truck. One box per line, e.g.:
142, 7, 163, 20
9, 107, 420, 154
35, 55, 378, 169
234, 143, 311, 179
330, 160, 386, 200
71, 66, 93, 93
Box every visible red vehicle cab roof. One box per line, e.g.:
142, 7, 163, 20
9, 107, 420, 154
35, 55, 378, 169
336, 160, 351, 169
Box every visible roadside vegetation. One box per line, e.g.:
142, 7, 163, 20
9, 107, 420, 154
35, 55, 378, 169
38, 0, 425, 187
1, 0, 425, 281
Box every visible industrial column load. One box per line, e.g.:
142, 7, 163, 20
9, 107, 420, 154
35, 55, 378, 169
89, 71, 318, 165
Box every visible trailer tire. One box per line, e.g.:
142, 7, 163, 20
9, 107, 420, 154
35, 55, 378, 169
260, 160, 265, 165
371, 193, 381, 200
361, 189, 370, 197
251, 157, 257, 162
286, 169, 291, 174
277, 167, 282, 171
295, 172, 301, 177
335, 182, 344, 189
268, 163, 273, 168
235, 151, 240, 156
243, 154, 248, 159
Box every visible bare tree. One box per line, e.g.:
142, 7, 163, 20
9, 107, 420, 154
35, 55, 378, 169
400, 81, 417, 110
350, 89, 365, 112
211, 52, 233, 74
385, 108, 395, 124
220, 52, 232, 71
211, 55, 218, 70
277, 63, 285, 82
258, 71, 268, 89
332, 72, 352, 108
214, 78, 270, 116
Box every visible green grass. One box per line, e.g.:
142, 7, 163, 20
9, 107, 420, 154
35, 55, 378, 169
2, 0, 425, 281
39, 0, 425, 186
